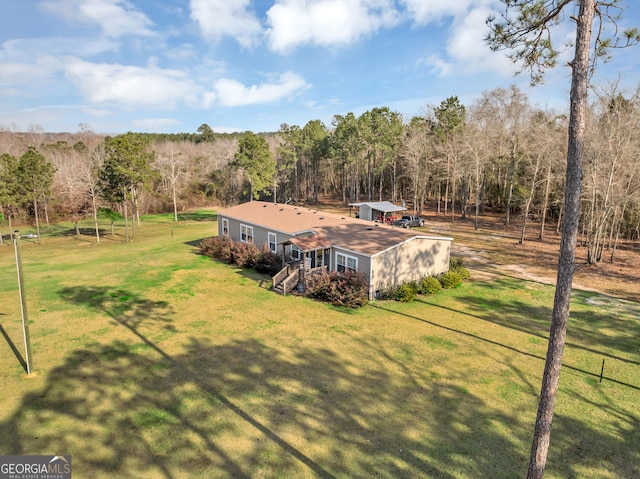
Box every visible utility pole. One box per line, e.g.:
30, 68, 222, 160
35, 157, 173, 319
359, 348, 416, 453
13, 230, 33, 375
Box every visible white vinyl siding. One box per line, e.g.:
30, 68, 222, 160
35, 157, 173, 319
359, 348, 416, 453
240, 224, 254, 244
222, 218, 229, 236
268, 232, 277, 253
336, 252, 357, 273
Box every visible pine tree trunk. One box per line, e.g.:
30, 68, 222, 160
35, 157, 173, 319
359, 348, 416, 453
527, 1, 594, 477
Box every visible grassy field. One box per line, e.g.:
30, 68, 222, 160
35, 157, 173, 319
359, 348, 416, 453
0, 211, 638, 478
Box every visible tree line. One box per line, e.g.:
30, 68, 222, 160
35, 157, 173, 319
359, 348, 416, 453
1, 84, 638, 259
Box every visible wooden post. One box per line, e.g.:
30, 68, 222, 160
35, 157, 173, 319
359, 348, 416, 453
13, 231, 33, 375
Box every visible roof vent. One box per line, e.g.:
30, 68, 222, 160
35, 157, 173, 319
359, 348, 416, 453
367, 227, 373, 231
263, 204, 267, 207
319, 217, 324, 220
297, 212, 302, 215
279, 208, 284, 211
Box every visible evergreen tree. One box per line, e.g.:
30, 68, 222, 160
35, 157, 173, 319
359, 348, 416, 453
17, 148, 55, 244
233, 132, 276, 200
99, 133, 155, 241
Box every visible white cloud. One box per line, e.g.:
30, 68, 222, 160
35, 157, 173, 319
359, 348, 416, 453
40, 0, 154, 37
189, 0, 262, 48
266, 0, 400, 53
212, 125, 244, 134
445, 6, 513, 75
0, 61, 57, 85
413, 4, 514, 78
64, 58, 202, 108
82, 108, 113, 117
0, 104, 94, 133
132, 117, 182, 131
417, 54, 453, 77
401, 0, 484, 25
213, 71, 311, 106
62, 58, 309, 110
0, 41, 63, 85
164, 43, 197, 62
2, 37, 117, 61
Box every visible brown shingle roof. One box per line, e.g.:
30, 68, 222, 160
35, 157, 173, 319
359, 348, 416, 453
218, 201, 451, 256
283, 235, 333, 251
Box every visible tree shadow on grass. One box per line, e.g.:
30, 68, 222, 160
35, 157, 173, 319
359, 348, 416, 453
418, 277, 640, 369
184, 238, 204, 248
370, 302, 640, 478
46, 227, 108, 238
58, 286, 176, 340
0, 339, 521, 478
548, 390, 640, 479
0, 324, 27, 372
1, 285, 637, 478
399, 296, 640, 390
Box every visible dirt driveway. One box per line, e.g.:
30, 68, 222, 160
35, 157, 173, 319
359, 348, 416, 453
424, 211, 639, 304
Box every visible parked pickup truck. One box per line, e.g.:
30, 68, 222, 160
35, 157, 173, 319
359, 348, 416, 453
392, 215, 425, 228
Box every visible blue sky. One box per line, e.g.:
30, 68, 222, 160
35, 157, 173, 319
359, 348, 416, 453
1, 0, 638, 134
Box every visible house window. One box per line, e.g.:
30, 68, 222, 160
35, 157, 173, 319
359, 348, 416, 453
240, 224, 253, 244
336, 252, 357, 273
222, 218, 229, 236
268, 232, 277, 253
291, 245, 301, 260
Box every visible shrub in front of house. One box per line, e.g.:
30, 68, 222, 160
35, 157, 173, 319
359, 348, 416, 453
199, 236, 235, 262
394, 282, 418, 302
230, 241, 260, 268
449, 255, 466, 270
452, 266, 470, 280
306, 271, 369, 308
254, 245, 283, 276
377, 280, 420, 302
449, 256, 471, 280
199, 236, 261, 269
376, 284, 398, 301
305, 271, 332, 298
439, 271, 463, 289
420, 276, 442, 295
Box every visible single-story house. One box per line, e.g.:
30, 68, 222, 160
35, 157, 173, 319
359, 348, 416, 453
217, 201, 452, 299
348, 201, 407, 222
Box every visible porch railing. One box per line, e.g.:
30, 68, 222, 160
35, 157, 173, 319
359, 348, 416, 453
306, 265, 326, 276
282, 269, 300, 295
273, 261, 303, 295
272, 264, 290, 289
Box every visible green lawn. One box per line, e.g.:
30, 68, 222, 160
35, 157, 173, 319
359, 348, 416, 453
0, 212, 638, 478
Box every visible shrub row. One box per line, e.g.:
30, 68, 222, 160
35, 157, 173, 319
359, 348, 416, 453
305, 271, 369, 309
198, 236, 282, 276
449, 255, 470, 280
378, 256, 470, 303
199, 236, 368, 308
